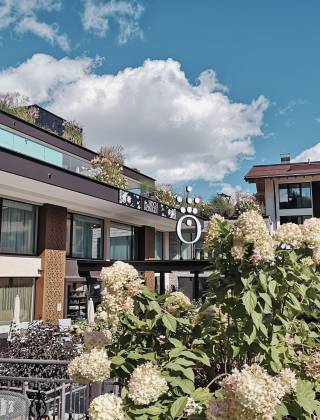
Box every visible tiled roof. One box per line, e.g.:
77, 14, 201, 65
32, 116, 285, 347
245, 161, 320, 181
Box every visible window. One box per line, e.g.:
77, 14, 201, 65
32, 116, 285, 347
180, 231, 195, 260
68, 214, 103, 259
0, 126, 91, 175
0, 199, 38, 255
0, 278, 35, 325
110, 223, 137, 260
155, 231, 163, 260
279, 183, 311, 209
280, 215, 311, 225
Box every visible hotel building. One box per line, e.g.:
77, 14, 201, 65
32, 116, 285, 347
245, 154, 320, 229
0, 107, 206, 333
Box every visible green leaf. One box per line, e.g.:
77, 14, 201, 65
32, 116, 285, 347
296, 379, 316, 414
172, 378, 195, 394
191, 387, 212, 402
268, 280, 277, 298
175, 358, 195, 367
149, 300, 161, 314
184, 368, 195, 381
170, 396, 188, 418
162, 313, 177, 332
259, 292, 272, 308
242, 291, 257, 314
111, 355, 125, 365
168, 338, 185, 348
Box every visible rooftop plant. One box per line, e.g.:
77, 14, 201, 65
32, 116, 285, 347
90, 146, 128, 190
62, 119, 84, 146
153, 184, 177, 207
0, 92, 39, 125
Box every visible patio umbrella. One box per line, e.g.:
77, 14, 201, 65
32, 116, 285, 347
13, 294, 20, 324
87, 298, 95, 325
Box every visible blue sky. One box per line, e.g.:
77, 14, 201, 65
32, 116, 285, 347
1, 0, 320, 199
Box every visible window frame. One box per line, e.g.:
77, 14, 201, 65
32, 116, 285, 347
67, 212, 104, 260
278, 182, 312, 210
110, 222, 138, 261
0, 197, 38, 256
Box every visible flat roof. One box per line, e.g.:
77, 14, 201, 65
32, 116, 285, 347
245, 161, 320, 182
0, 109, 155, 183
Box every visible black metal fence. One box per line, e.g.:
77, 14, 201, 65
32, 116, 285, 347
0, 358, 118, 420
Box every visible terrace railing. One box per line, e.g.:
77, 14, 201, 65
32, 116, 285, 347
0, 358, 118, 420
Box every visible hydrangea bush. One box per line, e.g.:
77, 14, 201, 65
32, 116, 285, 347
69, 262, 212, 419
203, 211, 320, 418
69, 212, 320, 419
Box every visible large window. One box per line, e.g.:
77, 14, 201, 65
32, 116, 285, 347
0, 278, 35, 325
110, 223, 137, 260
280, 215, 311, 225
279, 183, 312, 209
0, 199, 38, 255
0, 126, 91, 175
155, 231, 163, 260
67, 214, 103, 259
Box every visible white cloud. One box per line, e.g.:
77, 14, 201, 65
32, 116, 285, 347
0, 54, 269, 184
0, 0, 70, 51
294, 143, 320, 163
16, 16, 70, 51
81, 0, 144, 44
278, 99, 307, 115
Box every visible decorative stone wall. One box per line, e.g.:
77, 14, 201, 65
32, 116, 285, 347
41, 249, 66, 323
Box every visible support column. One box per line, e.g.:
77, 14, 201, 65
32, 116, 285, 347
36, 204, 67, 324
139, 226, 156, 291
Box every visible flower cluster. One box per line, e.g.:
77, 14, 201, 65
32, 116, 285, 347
206, 364, 296, 420
99, 261, 143, 330
204, 214, 225, 251
164, 291, 191, 314
273, 223, 303, 248
88, 394, 125, 420
231, 211, 274, 264
67, 348, 111, 384
184, 397, 203, 416
303, 351, 320, 380
127, 362, 168, 405
91, 146, 128, 189
301, 218, 320, 247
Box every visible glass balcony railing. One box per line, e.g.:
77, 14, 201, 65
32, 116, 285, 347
0, 125, 93, 175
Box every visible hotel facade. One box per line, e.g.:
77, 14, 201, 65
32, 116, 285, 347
245, 155, 320, 230
0, 108, 205, 332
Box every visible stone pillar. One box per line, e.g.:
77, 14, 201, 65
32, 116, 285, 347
36, 204, 67, 324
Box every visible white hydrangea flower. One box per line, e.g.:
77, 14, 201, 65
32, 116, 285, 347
67, 348, 111, 384
204, 214, 226, 251
301, 218, 320, 247
164, 291, 191, 314
206, 364, 296, 420
89, 394, 125, 420
273, 223, 303, 248
100, 261, 143, 296
184, 397, 203, 416
232, 211, 274, 264
128, 362, 168, 405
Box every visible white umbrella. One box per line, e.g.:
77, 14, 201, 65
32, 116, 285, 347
87, 298, 95, 325
13, 294, 20, 324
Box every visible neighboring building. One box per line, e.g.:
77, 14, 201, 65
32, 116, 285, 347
245, 154, 320, 229
0, 108, 206, 333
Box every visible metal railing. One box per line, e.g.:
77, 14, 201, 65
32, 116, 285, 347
0, 358, 118, 420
